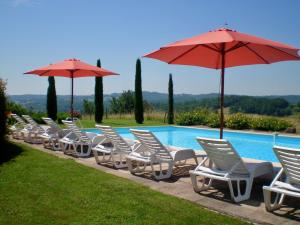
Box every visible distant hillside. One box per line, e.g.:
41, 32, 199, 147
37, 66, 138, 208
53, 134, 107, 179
8, 92, 300, 113
263, 95, 300, 104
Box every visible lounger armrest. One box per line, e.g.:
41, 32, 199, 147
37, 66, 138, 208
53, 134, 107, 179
171, 148, 196, 162
245, 161, 273, 178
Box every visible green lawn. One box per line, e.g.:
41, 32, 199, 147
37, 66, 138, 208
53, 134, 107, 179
80, 117, 166, 128
0, 142, 248, 225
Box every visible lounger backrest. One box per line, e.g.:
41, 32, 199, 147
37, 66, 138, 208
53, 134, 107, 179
273, 146, 300, 185
130, 129, 172, 160
42, 117, 60, 130
11, 114, 27, 127
62, 120, 90, 142
42, 117, 67, 136
197, 137, 249, 175
22, 115, 45, 133
96, 125, 131, 153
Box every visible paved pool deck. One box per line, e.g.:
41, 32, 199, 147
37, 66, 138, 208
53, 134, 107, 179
13, 139, 300, 225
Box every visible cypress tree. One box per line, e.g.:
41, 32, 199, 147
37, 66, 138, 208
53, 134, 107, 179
134, 58, 144, 124
168, 73, 174, 124
47, 76, 57, 121
95, 59, 103, 123
0, 79, 7, 144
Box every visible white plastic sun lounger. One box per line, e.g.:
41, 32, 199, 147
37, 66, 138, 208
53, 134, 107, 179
126, 129, 199, 180
21, 115, 47, 144
59, 120, 102, 157
10, 113, 31, 139
92, 125, 140, 168
190, 137, 273, 202
39, 117, 71, 150
263, 146, 300, 211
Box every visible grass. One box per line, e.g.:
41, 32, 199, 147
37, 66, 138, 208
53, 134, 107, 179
0, 142, 248, 225
80, 113, 166, 128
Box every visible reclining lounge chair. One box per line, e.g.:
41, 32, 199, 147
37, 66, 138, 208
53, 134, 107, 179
22, 115, 46, 144
126, 129, 199, 180
59, 120, 102, 157
10, 113, 31, 139
263, 146, 300, 211
39, 117, 71, 150
190, 137, 273, 202
92, 125, 140, 168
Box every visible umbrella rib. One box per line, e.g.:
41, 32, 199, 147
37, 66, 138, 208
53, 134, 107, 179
244, 45, 270, 64
266, 45, 300, 60
168, 44, 219, 64
202, 44, 220, 52
211, 43, 221, 51
225, 42, 250, 53
168, 45, 201, 64
38, 70, 51, 76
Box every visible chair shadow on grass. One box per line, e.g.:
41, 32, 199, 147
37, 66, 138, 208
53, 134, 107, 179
0, 141, 24, 165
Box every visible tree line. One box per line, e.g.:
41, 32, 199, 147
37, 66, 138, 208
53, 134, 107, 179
152, 95, 293, 117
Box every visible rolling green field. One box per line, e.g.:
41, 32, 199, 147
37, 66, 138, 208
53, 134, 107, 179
0, 142, 247, 225
79, 113, 166, 128
80, 118, 165, 128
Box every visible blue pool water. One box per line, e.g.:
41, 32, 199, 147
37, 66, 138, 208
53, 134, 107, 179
85, 126, 300, 162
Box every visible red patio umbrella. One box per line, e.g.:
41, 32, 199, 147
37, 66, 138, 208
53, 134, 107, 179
144, 28, 300, 138
25, 58, 118, 119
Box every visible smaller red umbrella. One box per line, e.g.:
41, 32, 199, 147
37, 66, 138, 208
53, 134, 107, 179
25, 58, 118, 119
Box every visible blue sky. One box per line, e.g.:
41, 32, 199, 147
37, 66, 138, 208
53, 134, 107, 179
0, 0, 300, 96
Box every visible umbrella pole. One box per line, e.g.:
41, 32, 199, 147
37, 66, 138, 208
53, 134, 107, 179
220, 43, 226, 139
71, 72, 74, 121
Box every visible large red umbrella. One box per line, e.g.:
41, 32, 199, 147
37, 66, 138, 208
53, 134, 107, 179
144, 28, 300, 138
25, 58, 118, 118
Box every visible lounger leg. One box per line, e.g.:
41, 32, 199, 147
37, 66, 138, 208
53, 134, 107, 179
52, 139, 61, 151
111, 152, 128, 169
228, 178, 253, 202
42, 138, 49, 149
126, 159, 147, 174
60, 141, 71, 153
190, 174, 213, 192
151, 160, 173, 180
75, 144, 91, 157
263, 188, 285, 211
93, 150, 112, 164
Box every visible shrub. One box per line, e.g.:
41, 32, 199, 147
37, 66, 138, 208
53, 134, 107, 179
251, 117, 292, 131
177, 110, 293, 132
7, 101, 28, 116
57, 112, 69, 124
176, 109, 209, 126
30, 112, 47, 124
206, 113, 220, 128
69, 110, 81, 119
6, 101, 29, 125
226, 113, 251, 130
176, 112, 195, 125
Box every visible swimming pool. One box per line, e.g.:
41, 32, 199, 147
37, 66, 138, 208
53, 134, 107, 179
85, 126, 300, 162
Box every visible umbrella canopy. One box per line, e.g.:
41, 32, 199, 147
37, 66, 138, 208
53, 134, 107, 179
25, 58, 118, 118
144, 28, 300, 138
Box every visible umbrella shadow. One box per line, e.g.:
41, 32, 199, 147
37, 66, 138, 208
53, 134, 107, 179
265, 196, 300, 222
